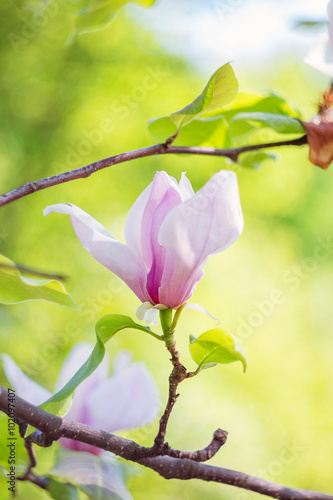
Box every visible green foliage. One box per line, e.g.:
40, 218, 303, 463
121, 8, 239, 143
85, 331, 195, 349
148, 115, 231, 148
0, 254, 79, 309
70, 0, 157, 41
231, 112, 305, 135
51, 449, 131, 500
171, 63, 239, 128
238, 151, 278, 170
48, 477, 79, 500
189, 328, 247, 373
148, 63, 238, 141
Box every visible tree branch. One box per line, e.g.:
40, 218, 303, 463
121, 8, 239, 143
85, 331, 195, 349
0, 136, 307, 208
1, 387, 331, 499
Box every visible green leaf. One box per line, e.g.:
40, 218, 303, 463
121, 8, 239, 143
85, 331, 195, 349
238, 151, 279, 170
231, 112, 305, 135
217, 92, 302, 121
189, 328, 247, 373
48, 477, 79, 500
170, 63, 238, 129
38, 315, 158, 417
148, 115, 231, 148
70, 0, 157, 41
0, 254, 79, 309
294, 20, 327, 29
51, 449, 132, 500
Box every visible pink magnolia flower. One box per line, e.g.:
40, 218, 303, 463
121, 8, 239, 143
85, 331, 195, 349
2, 343, 160, 455
44, 170, 243, 323
304, 0, 333, 77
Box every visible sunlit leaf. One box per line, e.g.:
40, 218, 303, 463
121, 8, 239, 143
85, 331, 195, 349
209, 91, 301, 120
189, 328, 247, 373
51, 449, 132, 500
48, 477, 79, 500
148, 63, 238, 141
170, 63, 238, 129
0, 254, 78, 309
70, 0, 157, 41
238, 151, 278, 170
231, 112, 305, 135
148, 115, 231, 147
38, 315, 157, 417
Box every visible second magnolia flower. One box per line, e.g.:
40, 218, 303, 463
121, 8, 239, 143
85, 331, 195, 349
44, 170, 243, 315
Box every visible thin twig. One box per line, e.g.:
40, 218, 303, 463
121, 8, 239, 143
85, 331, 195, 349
0, 136, 307, 208
23, 439, 37, 475
153, 340, 190, 450
16, 471, 48, 489
164, 429, 228, 461
0, 387, 332, 500
0, 263, 67, 281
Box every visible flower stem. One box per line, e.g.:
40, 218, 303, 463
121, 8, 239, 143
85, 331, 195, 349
159, 309, 174, 345
170, 303, 186, 332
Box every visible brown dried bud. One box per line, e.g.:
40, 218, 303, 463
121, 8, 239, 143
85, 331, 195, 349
301, 86, 333, 169
302, 121, 333, 170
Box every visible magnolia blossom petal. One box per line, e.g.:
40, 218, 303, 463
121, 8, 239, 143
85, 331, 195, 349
158, 170, 244, 307
179, 172, 195, 201
1, 354, 52, 406
136, 302, 167, 325
124, 182, 152, 265
112, 350, 133, 375
185, 303, 220, 323
304, 34, 333, 78
140, 172, 182, 270
55, 342, 109, 424
86, 362, 160, 432
44, 203, 150, 303
124, 172, 182, 271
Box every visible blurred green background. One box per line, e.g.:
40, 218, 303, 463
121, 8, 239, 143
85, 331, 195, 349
0, 1, 333, 499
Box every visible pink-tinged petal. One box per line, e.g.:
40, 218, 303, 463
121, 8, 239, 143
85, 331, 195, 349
125, 172, 182, 272
86, 362, 160, 432
158, 171, 244, 308
112, 350, 133, 375
44, 203, 150, 303
59, 437, 102, 455
124, 182, 152, 266
178, 172, 195, 201
57, 343, 110, 455
304, 34, 333, 78
56, 343, 109, 424
1, 354, 52, 406
145, 186, 181, 303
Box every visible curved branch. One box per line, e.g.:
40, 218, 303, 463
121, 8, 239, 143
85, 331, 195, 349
0, 386, 332, 500
0, 136, 307, 208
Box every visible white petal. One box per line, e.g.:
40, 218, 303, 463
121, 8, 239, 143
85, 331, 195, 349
136, 302, 153, 321
178, 172, 195, 201
112, 350, 133, 375
185, 303, 220, 323
44, 203, 150, 303
144, 307, 160, 325
136, 302, 167, 325
304, 34, 333, 78
86, 362, 160, 432
1, 354, 52, 406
